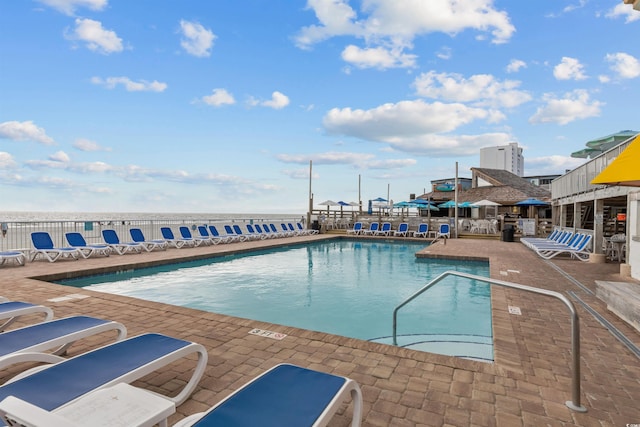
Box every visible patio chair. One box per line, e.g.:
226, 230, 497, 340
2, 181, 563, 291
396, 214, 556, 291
101, 229, 143, 255
0, 301, 53, 332
295, 222, 314, 235
412, 223, 429, 238
268, 223, 287, 238
0, 333, 207, 415
393, 223, 409, 237
65, 232, 111, 258
436, 223, 450, 239
208, 225, 236, 243
346, 222, 363, 235
374, 222, 392, 236
129, 228, 168, 252
0, 251, 25, 267
0, 316, 126, 372
245, 224, 267, 240
280, 223, 295, 237
30, 232, 80, 263
361, 222, 379, 235
535, 234, 593, 261
172, 364, 363, 427
254, 224, 276, 239
233, 224, 260, 241
160, 227, 192, 248
224, 225, 247, 242
196, 225, 223, 245
179, 226, 207, 246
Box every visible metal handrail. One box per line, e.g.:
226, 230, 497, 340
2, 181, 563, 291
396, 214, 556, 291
392, 270, 587, 412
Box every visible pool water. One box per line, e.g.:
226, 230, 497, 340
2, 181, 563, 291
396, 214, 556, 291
59, 240, 493, 360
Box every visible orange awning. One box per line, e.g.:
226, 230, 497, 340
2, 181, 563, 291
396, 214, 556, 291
591, 134, 640, 187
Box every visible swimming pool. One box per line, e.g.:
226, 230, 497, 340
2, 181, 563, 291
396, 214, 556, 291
59, 240, 493, 360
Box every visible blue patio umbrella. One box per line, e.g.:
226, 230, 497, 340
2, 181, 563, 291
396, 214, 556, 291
438, 200, 458, 208
372, 197, 387, 202
515, 198, 549, 206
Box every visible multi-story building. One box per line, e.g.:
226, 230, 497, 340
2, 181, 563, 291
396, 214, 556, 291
480, 142, 524, 177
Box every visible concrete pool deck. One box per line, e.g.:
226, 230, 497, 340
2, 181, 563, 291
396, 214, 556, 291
1, 235, 639, 426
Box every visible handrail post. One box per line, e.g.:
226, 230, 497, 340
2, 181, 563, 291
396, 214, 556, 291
393, 270, 587, 412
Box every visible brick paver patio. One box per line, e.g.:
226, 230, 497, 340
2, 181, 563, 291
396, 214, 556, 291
1, 235, 638, 426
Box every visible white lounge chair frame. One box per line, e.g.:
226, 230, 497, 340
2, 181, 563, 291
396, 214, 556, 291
0, 316, 127, 372
0, 301, 53, 332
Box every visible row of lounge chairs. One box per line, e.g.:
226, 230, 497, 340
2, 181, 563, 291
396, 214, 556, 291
25, 222, 317, 263
0, 298, 363, 426
520, 228, 593, 261
347, 222, 451, 239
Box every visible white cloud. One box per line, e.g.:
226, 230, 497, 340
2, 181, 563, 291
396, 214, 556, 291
506, 59, 526, 73
436, 46, 452, 60
179, 20, 215, 57
201, 89, 236, 107
276, 151, 415, 170
341, 45, 417, 69
67, 18, 123, 54
605, 3, 640, 23
413, 71, 532, 108
295, 0, 515, 54
0, 121, 55, 145
281, 168, 319, 180
324, 100, 493, 140
0, 152, 17, 169
605, 52, 640, 79
73, 138, 110, 151
553, 57, 587, 80
261, 91, 290, 109
37, 0, 107, 16
50, 151, 71, 163
277, 151, 372, 165
91, 76, 167, 92
529, 90, 603, 125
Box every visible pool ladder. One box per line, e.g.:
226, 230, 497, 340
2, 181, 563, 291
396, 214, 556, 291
392, 270, 587, 413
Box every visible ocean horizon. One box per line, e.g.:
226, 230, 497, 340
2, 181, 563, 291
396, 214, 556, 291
0, 211, 304, 222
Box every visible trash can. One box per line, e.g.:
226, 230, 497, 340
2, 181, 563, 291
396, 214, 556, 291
312, 220, 320, 231
501, 225, 514, 242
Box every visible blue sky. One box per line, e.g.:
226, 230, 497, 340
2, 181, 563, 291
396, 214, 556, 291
1, 0, 639, 214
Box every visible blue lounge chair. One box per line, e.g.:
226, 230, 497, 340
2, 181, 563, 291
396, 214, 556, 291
0, 316, 126, 372
179, 226, 207, 246
412, 223, 429, 238
245, 224, 267, 240
208, 225, 236, 243
224, 225, 247, 242
298, 222, 318, 235
129, 228, 168, 252
233, 225, 258, 241
346, 222, 363, 235
160, 227, 190, 248
0, 333, 207, 415
393, 223, 409, 237
0, 301, 53, 332
374, 222, 392, 236
65, 232, 111, 258
173, 364, 363, 427
253, 224, 275, 239
436, 223, 450, 239
280, 223, 295, 237
535, 234, 593, 261
30, 232, 80, 263
361, 222, 379, 235
0, 251, 25, 267
268, 223, 287, 238
102, 229, 143, 255
196, 226, 222, 245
